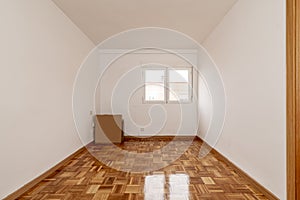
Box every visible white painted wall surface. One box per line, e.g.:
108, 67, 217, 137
197, 76, 213, 139
96, 50, 199, 136
0, 1, 94, 198
202, 0, 286, 199
73, 49, 100, 144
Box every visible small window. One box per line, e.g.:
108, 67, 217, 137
143, 67, 192, 103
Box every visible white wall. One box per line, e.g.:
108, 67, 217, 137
73, 27, 226, 143
96, 50, 199, 136
202, 0, 286, 199
0, 0, 94, 198
197, 76, 213, 139
73, 49, 100, 144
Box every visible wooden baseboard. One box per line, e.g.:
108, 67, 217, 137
3, 146, 86, 200
196, 136, 279, 200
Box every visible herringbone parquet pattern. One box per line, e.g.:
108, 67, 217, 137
18, 137, 269, 200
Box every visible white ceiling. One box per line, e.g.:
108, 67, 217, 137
52, 0, 237, 45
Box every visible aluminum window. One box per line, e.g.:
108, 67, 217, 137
143, 66, 192, 103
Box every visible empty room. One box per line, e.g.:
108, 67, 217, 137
1, 0, 297, 200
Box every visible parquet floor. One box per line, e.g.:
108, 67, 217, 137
18, 137, 269, 200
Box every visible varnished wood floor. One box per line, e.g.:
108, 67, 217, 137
18, 137, 269, 200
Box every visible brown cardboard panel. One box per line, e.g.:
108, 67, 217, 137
95, 115, 123, 143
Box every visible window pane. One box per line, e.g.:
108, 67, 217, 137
169, 70, 189, 83
168, 69, 190, 101
169, 83, 189, 101
145, 84, 165, 101
145, 70, 165, 82
145, 69, 165, 101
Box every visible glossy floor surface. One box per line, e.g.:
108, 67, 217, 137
19, 137, 268, 200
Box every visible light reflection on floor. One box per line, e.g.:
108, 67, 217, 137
169, 174, 190, 200
144, 175, 165, 200
144, 174, 190, 200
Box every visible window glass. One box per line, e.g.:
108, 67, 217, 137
144, 69, 165, 101
168, 69, 190, 102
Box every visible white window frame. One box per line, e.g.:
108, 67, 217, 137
143, 66, 193, 104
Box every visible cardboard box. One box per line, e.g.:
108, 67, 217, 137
94, 115, 124, 143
